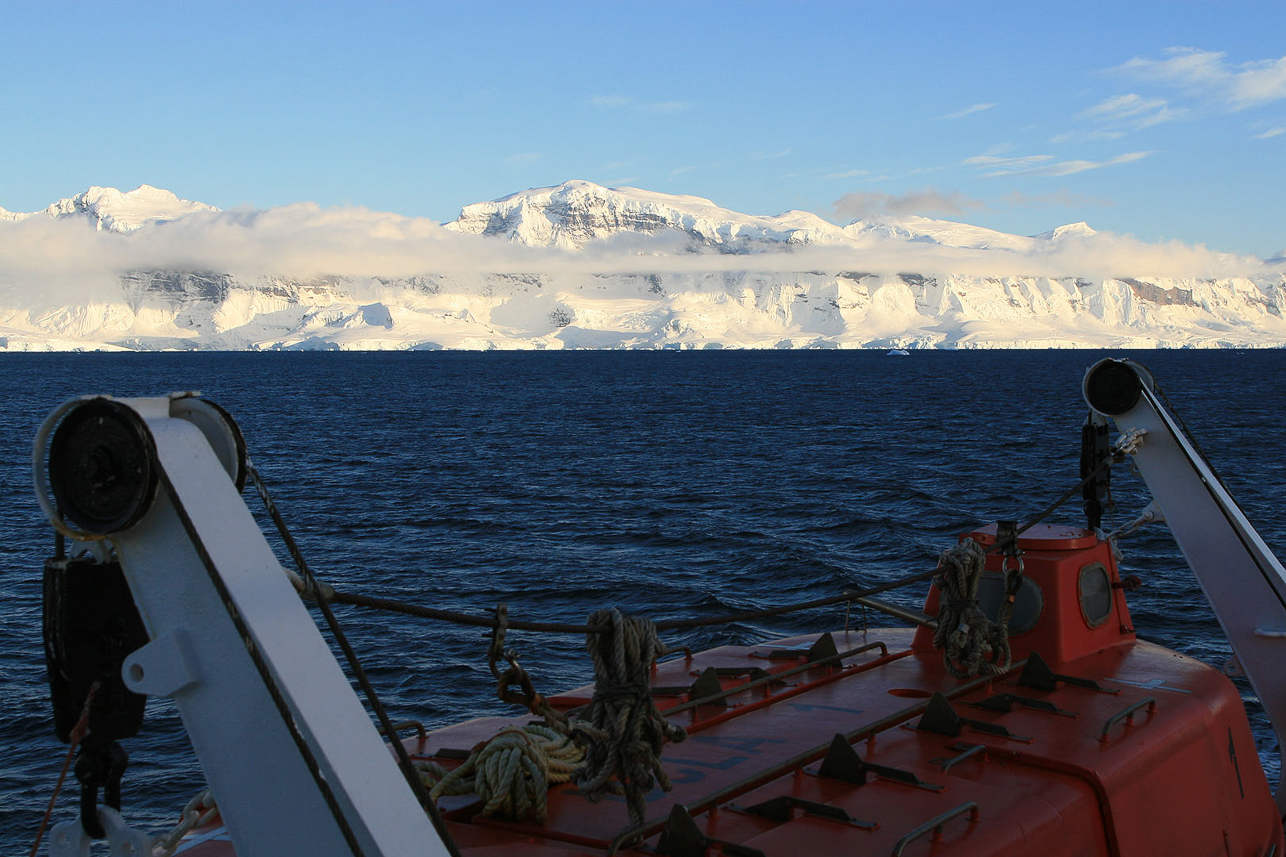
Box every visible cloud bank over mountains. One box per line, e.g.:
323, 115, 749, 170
0, 182, 1282, 351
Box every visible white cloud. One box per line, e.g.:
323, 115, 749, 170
945, 102, 996, 119
641, 100, 692, 114
1235, 58, 1286, 107
0, 196, 1270, 314
974, 151, 1152, 178
825, 169, 871, 179
1050, 129, 1127, 144
964, 154, 1055, 171
751, 148, 792, 161
1118, 47, 1286, 109
1078, 93, 1186, 129
832, 187, 986, 220
1254, 127, 1285, 139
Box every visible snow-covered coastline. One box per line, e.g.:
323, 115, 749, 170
1, 182, 1282, 352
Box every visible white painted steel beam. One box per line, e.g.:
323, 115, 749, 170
1088, 363, 1286, 811
47, 396, 449, 857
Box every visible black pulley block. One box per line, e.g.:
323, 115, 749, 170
43, 556, 149, 745
1084, 359, 1143, 416
48, 398, 158, 535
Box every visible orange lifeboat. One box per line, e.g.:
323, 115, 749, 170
33, 364, 1286, 857
180, 524, 1280, 856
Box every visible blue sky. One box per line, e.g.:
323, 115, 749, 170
3, 1, 1284, 257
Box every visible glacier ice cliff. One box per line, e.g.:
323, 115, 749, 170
1, 181, 1283, 351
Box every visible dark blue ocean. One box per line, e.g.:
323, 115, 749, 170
2, 350, 1283, 852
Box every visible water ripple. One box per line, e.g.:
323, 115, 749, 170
2, 350, 1285, 849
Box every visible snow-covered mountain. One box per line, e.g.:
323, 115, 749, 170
447, 180, 847, 251
1, 181, 1283, 351
844, 215, 1042, 251
2, 185, 217, 233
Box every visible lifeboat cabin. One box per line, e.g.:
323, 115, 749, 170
307, 523, 1281, 857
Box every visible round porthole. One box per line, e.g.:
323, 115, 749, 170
1078, 563, 1114, 628
976, 572, 1044, 636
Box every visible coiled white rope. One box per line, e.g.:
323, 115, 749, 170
416, 725, 583, 823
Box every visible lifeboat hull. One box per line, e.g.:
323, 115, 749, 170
175, 526, 1284, 856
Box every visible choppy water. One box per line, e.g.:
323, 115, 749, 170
2, 349, 1284, 852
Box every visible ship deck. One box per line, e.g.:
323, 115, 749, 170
177, 625, 1282, 857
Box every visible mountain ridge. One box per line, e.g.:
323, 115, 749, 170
5, 184, 217, 233
1, 180, 1282, 352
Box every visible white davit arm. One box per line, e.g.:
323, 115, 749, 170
34, 394, 451, 857
1083, 359, 1286, 811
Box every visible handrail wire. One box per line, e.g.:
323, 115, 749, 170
322, 570, 941, 634
310, 457, 1115, 636
246, 461, 462, 857
242, 445, 1115, 853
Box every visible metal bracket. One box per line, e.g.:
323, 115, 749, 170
715, 667, 770, 681
916, 693, 1029, 741
816, 733, 941, 791
933, 742, 988, 773
1099, 697, 1157, 742
806, 632, 839, 663
734, 795, 877, 830
122, 629, 200, 698
652, 665, 774, 699
1017, 651, 1118, 694
760, 631, 842, 662
891, 802, 980, 857
1114, 428, 1147, 455
655, 804, 766, 857
966, 693, 1077, 717
685, 667, 727, 707
49, 807, 153, 857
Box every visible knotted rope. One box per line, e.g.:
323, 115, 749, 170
932, 538, 1017, 679
574, 608, 688, 827
417, 725, 583, 823
420, 606, 684, 830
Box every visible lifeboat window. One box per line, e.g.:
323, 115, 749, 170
1078, 563, 1113, 628
977, 572, 1044, 635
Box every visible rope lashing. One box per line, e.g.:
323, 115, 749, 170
417, 725, 584, 823
428, 606, 685, 828
932, 538, 1020, 679
418, 603, 596, 825
153, 789, 219, 857
488, 603, 577, 733
575, 608, 688, 828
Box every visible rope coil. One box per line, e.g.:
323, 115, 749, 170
417, 726, 583, 824
574, 608, 688, 828
932, 538, 1020, 679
